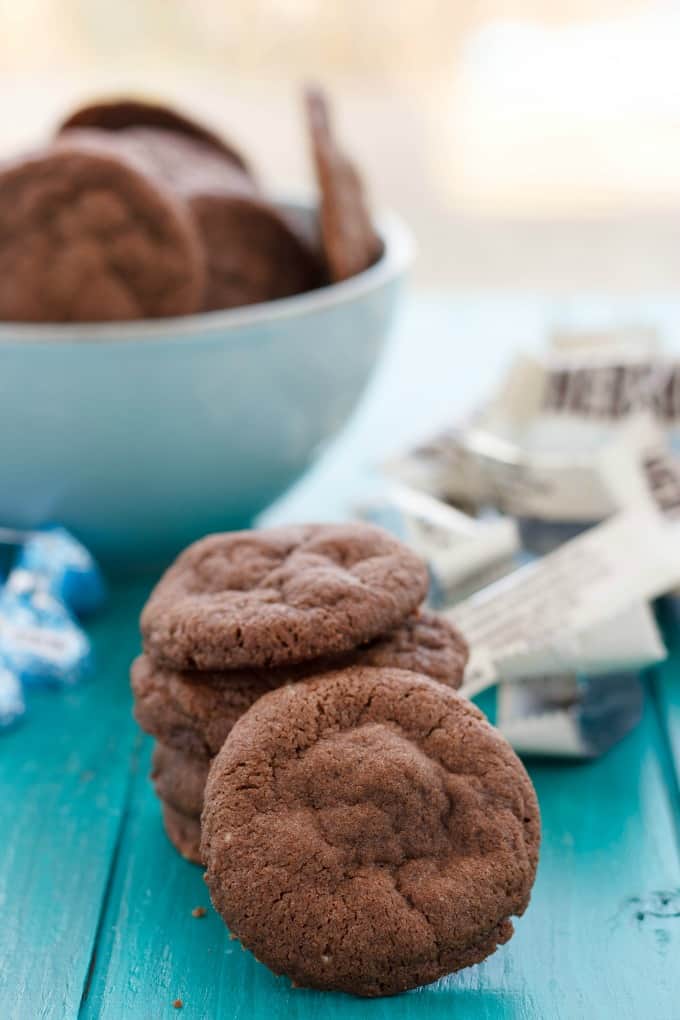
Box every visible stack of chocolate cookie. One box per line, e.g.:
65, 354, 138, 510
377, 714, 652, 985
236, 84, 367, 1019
131, 522, 469, 864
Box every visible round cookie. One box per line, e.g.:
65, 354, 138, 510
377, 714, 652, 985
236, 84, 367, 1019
305, 86, 381, 282
202, 667, 540, 997
58, 126, 256, 201
0, 145, 205, 322
356, 610, 467, 684
151, 742, 209, 818
58, 97, 251, 175
161, 801, 202, 865
188, 191, 323, 311
132, 612, 468, 760
132, 654, 283, 760
141, 523, 430, 671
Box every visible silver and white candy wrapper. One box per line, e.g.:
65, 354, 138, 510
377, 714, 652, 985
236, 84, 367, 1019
446, 504, 680, 758
355, 476, 673, 757
449, 507, 676, 693
379, 324, 680, 757
384, 324, 680, 553
495, 672, 644, 759
542, 324, 680, 435
386, 395, 667, 554
357, 485, 519, 606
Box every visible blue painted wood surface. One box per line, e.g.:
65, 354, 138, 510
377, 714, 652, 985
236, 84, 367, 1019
2, 293, 680, 1019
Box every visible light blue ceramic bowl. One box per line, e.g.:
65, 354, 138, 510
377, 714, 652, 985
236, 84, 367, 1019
0, 204, 412, 569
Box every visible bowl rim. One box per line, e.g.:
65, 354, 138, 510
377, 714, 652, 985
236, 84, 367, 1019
0, 205, 414, 345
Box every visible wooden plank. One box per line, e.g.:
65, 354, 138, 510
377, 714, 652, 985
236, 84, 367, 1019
81, 688, 680, 1020
0, 579, 148, 1020
653, 600, 680, 814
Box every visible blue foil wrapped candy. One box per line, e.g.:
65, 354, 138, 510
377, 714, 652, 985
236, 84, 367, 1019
0, 569, 92, 687
17, 526, 106, 616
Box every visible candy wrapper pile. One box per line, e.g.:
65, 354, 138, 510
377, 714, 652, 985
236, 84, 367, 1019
363, 325, 680, 758
0, 526, 105, 729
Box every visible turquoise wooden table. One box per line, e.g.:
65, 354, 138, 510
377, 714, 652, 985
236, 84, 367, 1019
2, 293, 680, 1020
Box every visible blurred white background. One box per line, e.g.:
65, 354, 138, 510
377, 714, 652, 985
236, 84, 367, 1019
2, 0, 679, 291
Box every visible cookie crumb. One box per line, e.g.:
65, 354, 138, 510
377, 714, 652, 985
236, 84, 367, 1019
172, 999, 183, 1009
229, 933, 238, 941
191, 906, 207, 918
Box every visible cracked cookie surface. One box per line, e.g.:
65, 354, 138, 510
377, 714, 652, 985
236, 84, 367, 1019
141, 523, 429, 671
356, 610, 468, 683
202, 666, 540, 997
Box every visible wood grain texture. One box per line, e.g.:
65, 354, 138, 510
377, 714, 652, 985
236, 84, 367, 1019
78, 683, 680, 1020
0, 579, 149, 1020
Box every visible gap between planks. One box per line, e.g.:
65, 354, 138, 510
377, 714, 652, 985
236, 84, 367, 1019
78, 731, 145, 1016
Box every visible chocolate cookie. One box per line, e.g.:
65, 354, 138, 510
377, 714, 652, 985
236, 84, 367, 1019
305, 87, 381, 282
133, 654, 282, 760
161, 801, 202, 865
58, 126, 256, 201
151, 742, 209, 818
0, 145, 205, 321
188, 191, 322, 310
60, 125, 321, 311
357, 610, 468, 683
141, 524, 429, 671
133, 612, 467, 759
59, 97, 251, 176
202, 667, 540, 997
